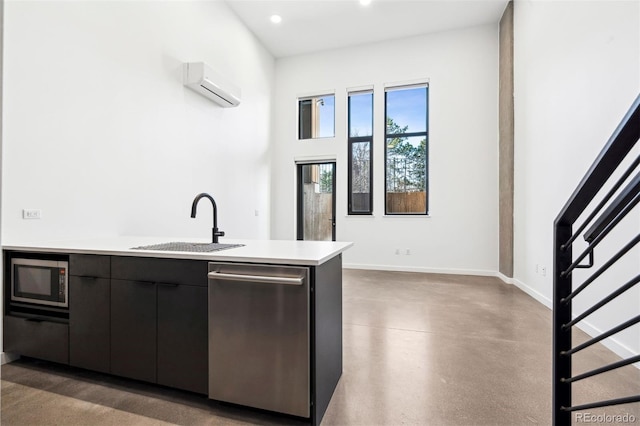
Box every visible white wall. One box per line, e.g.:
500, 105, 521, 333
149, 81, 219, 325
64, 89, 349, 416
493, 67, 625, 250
0, 0, 4, 361
272, 25, 500, 275
2, 0, 274, 244
513, 0, 640, 357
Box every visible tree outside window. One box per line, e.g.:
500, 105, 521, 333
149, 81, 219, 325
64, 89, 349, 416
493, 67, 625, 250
348, 91, 373, 214
385, 85, 428, 214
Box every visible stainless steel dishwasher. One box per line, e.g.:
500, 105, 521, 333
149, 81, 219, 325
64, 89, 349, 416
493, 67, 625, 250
207, 262, 310, 418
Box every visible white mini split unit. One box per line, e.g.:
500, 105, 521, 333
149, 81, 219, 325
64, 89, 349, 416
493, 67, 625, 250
183, 62, 241, 108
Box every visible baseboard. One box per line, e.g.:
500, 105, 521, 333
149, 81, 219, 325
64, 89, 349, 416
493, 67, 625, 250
511, 278, 553, 309
576, 318, 640, 367
1, 352, 20, 365
496, 272, 515, 284
343, 263, 499, 277
342, 263, 514, 284
344, 263, 518, 284
497, 278, 638, 368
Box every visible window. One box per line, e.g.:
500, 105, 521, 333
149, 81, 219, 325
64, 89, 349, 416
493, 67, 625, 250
348, 90, 373, 214
385, 84, 428, 215
298, 94, 335, 139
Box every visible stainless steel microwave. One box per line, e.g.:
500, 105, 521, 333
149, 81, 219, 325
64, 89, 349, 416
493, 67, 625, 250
11, 258, 69, 308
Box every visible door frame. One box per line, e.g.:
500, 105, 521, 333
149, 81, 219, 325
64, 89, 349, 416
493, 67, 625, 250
296, 161, 337, 241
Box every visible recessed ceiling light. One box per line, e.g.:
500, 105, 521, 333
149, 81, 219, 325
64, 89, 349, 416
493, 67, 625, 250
359, 0, 372, 6
270, 14, 282, 24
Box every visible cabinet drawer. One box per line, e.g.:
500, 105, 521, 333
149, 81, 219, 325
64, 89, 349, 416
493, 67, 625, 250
111, 257, 207, 286
70, 254, 110, 278
4, 315, 69, 364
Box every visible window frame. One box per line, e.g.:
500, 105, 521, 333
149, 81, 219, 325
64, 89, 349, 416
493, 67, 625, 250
297, 93, 336, 140
384, 84, 429, 216
347, 90, 374, 215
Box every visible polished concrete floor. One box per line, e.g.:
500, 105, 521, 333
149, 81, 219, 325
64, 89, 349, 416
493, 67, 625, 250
1, 269, 638, 425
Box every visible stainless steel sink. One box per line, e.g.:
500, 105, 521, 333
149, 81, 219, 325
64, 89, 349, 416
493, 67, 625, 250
131, 242, 244, 253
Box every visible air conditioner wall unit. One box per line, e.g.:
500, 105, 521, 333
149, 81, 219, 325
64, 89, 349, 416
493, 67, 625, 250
183, 62, 241, 108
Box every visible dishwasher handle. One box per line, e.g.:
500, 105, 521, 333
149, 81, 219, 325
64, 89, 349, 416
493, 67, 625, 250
208, 271, 304, 286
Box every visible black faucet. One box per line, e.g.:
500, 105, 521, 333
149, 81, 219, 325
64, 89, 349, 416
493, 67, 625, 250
191, 193, 225, 244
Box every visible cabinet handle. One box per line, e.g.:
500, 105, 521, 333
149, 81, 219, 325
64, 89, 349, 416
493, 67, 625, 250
25, 317, 45, 323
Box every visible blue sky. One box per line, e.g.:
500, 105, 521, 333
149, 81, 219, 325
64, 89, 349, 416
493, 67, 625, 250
315, 87, 427, 138
318, 95, 335, 137
349, 92, 373, 137
386, 87, 427, 134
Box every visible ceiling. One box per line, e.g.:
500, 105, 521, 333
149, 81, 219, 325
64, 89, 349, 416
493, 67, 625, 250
224, 0, 510, 58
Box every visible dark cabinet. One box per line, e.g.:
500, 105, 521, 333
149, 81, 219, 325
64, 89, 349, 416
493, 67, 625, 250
110, 257, 208, 393
6, 252, 209, 395
3, 315, 69, 364
111, 256, 207, 286
110, 279, 157, 383
69, 254, 111, 373
69, 276, 110, 372
70, 254, 110, 279
3, 251, 70, 364
157, 283, 208, 393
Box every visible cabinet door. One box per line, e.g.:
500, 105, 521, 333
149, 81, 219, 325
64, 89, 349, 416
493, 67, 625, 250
110, 279, 156, 383
4, 316, 69, 364
157, 283, 208, 394
69, 276, 110, 373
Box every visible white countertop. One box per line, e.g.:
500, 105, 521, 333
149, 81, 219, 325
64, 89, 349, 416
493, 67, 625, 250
2, 236, 353, 266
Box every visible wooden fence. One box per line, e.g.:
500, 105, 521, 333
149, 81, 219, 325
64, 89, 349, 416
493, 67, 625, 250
386, 191, 427, 213
303, 184, 333, 240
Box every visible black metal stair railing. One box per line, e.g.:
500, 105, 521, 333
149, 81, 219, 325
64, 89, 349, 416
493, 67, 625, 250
553, 93, 640, 425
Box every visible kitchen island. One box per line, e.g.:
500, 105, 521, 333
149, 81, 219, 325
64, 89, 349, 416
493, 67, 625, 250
3, 236, 352, 265
3, 236, 352, 425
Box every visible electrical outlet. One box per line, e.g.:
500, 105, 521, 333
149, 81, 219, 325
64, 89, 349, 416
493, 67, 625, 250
535, 264, 539, 274
405, 248, 411, 255
541, 266, 547, 277
395, 248, 400, 255
22, 209, 41, 219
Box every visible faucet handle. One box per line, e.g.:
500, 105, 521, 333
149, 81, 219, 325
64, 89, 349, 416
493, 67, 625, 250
212, 228, 225, 244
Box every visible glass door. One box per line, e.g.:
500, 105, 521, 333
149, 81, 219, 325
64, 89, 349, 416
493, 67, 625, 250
297, 162, 336, 241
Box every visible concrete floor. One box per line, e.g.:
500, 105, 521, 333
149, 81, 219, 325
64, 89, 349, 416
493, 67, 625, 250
1, 269, 638, 425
